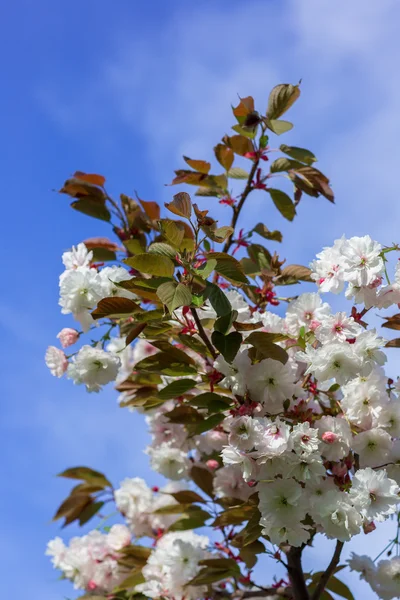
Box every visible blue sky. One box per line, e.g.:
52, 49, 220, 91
2, 0, 400, 598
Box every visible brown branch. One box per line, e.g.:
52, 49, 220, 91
222, 157, 260, 255
286, 546, 309, 600
190, 307, 217, 359
311, 540, 344, 600
234, 588, 292, 598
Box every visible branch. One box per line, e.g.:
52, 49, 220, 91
311, 541, 344, 600
222, 157, 260, 254
286, 546, 309, 600
234, 588, 292, 598
190, 307, 217, 359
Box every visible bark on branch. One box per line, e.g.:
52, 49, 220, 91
311, 541, 344, 600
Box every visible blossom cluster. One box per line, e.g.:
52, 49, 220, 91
46, 235, 400, 600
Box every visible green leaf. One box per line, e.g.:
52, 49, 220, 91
71, 198, 111, 222
190, 413, 225, 434
158, 378, 197, 400
268, 188, 296, 221
157, 281, 192, 312
280, 144, 317, 165
205, 282, 232, 316
253, 223, 282, 242
159, 219, 185, 248
266, 83, 300, 119
213, 504, 258, 527
270, 157, 305, 173
135, 353, 197, 376
188, 392, 232, 412
326, 576, 355, 600
202, 225, 234, 244
91, 247, 116, 262
148, 242, 177, 258
194, 259, 217, 280
113, 570, 145, 592
191, 465, 214, 498
186, 568, 233, 586
214, 310, 238, 334
168, 508, 211, 531
231, 509, 263, 547
199, 557, 241, 574
125, 254, 175, 277
212, 330, 242, 363
178, 333, 212, 357
246, 331, 289, 364
210, 252, 248, 284
239, 540, 265, 569
227, 167, 250, 179
267, 119, 293, 135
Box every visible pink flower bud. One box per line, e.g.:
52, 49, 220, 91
206, 459, 219, 470
57, 327, 79, 348
322, 431, 338, 444
87, 581, 97, 591
363, 521, 376, 535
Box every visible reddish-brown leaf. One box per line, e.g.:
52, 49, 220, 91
74, 171, 106, 187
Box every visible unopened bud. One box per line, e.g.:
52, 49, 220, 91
206, 459, 219, 470
322, 431, 339, 444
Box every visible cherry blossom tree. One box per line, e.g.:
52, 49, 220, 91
45, 83, 400, 600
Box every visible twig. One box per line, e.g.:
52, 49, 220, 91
234, 588, 292, 598
222, 158, 260, 255
311, 540, 344, 600
190, 307, 217, 359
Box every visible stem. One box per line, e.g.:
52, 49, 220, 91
222, 157, 260, 255
190, 307, 217, 359
286, 546, 309, 600
311, 540, 344, 600
236, 589, 292, 598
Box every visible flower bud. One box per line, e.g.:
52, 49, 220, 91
322, 431, 339, 444
57, 327, 79, 348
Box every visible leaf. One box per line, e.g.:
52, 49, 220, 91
214, 143, 234, 171
279, 264, 313, 282
186, 568, 233, 586
210, 252, 248, 284
135, 352, 197, 377
125, 254, 175, 277
232, 509, 263, 547
266, 83, 301, 120
227, 167, 249, 179
183, 156, 211, 174
158, 379, 197, 400
91, 248, 116, 262
201, 224, 234, 244
60, 177, 105, 199
268, 188, 296, 221
83, 237, 120, 251
246, 331, 289, 364
169, 490, 206, 504
267, 119, 293, 135
92, 297, 141, 320
53, 493, 91, 522
253, 223, 282, 242
382, 314, 400, 330
190, 465, 214, 498
157, 282, 192, 312
78, 501, 104, 526
205, 282, 232, 316
213, 504, 258, 527
168, 508, 211, 531
139, 199, 160, 221
190, 413, 225, 434
178, 333, 212, 357
118, 544, 151, 565
189, 392, 232, 412
222, 134, 253, 156
232, 96, 255, 120
280, 144, 317, 165
289, 165, 334, 203
214, 310, 238, 335
239, 540, 265, 569
194, 259, 217, 280
74, 171, 106, 187
71, 198, 111, 222
385, 338, 400, 347
148, 242, 176, 258
233, 320, 263, 332
166, 406, 203, 424
212, 330, 242, 363
113, 570, 145, 592
159, 219, 185, 248
57, 467, 111, 488
270, 157, 306, 173
165, 192, 192, 219
126, 323, 147, 345
326, 576, 355, 600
